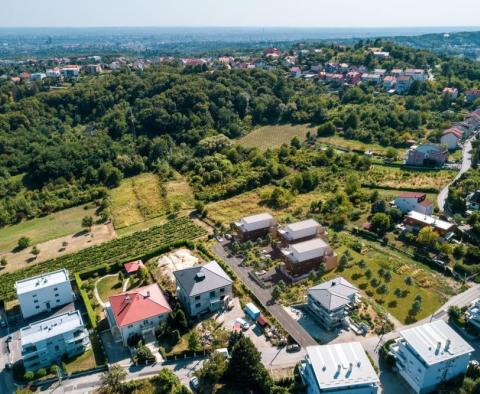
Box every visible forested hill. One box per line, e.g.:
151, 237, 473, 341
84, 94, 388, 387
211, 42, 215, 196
1, 41, 480, 227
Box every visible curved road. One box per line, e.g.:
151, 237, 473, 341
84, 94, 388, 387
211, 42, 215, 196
437, 136, 474, 212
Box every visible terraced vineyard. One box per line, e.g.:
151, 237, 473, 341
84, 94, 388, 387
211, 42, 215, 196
0, 217, 206, 300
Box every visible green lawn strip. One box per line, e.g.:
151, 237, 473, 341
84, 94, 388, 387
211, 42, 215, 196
0, 204, 97, 253
96, 275, 123, 302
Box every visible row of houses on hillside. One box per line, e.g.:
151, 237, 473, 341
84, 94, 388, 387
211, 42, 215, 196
440, 108, 480, 150
299, 319, 473, 394
234, 214, 338, 280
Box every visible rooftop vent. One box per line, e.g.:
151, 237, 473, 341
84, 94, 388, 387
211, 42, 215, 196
195, 272, 206, 281
145, 291, 151, 298
124, 294, 131, 304
445, 339, 451, 351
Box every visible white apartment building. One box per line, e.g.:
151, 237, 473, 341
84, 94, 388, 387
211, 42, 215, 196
465, 298, 480, 330
300, 342, 379, 393
15, 269, 74, 319
21, 310, 89, 371
391, 320, 473, 394
394, 193, 433, 216
234, 212, 276, 241
278, 219, 324, 244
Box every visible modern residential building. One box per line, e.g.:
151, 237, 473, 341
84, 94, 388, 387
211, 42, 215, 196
300, 342, 379, 394
105, 284, 171, 345
466, 89, 480, 103
404, 68, 427, 82
46, 67, 61, 79
403, 210, 455, 237
440, 127, 464, 150
383, 76, 397, 90
361, 73, 381, 85
307, 278, 359, 330
281, 238, 337, 278
467, 190, 480, 210
390, 320, 473, 394
21, 310, 89, 371
30, 72, 46, 81
394, 192, 434, 216
396, 75, 413, 93
15, 269, 74, 319
84, 64, 102, 74
174, 261, 233, 319
405, 143, 448, 167
277, 219, 326, 246
234, 213, 276, 241
60, 65, 80, 78
465, 298, 480, 330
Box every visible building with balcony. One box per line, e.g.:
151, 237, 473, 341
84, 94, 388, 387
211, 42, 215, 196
465, 298, 480, 330
234, 213, 276, 241
394, 193, 433, 216
307, 278, 359, 330
21, 310, 89, 371
299, 342, 379, 394
281, 238, 337, 278
15, 269, 74, 319
390, 320, 473, 394
174, 261, 233, 319
403, 210, 455, 237
277, 219, 326, 246
105, 284, 171, 346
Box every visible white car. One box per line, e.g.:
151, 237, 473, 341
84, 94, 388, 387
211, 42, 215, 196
236, 317, 250, 330
190, 376, 200, 391
255, 270, 267, 276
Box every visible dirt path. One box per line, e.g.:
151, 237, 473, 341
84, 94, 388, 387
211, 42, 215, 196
0, 222, 117, 275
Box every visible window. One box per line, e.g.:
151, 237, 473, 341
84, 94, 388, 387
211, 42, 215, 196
220, 288, 225, 293
195, 295, 200, 300
33, 299, 38, 304
35, 305, 40, 309
55, 345, 60, 351
32, 294, 37, 298
55, 293, 59, 297
56, 299, 60, 302
54, 287, 58, 291
210, 291, 215, 298
196, 303, 201, 308
128, 325, 133, 328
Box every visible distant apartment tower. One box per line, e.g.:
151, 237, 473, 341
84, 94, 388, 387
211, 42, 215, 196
234, 213, 276, 241
21, 310, 89, 371
390, 320, 473, 394
15, 269, 74, 319
300, 342, 379, 394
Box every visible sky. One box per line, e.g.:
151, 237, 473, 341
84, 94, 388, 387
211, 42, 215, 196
1, 0, 479, 28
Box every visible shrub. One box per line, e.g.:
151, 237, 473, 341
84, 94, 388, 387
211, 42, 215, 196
17, 236, 31, 250
23, 371, 34, 381
136, 345, 155, 364
35, 368, 47, 379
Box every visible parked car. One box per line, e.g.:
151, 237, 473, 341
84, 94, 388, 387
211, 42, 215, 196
255, 270, 267, 276
225, 234, 232, 240
190, 376, 200, 391
286, 343, 301, 353
236, 318, 250, 330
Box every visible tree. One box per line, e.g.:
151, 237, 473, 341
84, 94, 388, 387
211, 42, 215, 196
0, 257, 7, 267
448, 306, 462, 322
17, 236, 30, 250
152, 368, 184, 394
405, 276, 414, 286
386, 147, 398, 160
226, 335, 273, 393
100, 364, 127, 393
370, 213, 391, 235
317, 121, 336, 137
416, 226, 439, 248
172, 309, 188, 332
272, 285, 282, 300
188, 331, 201, 351
31, 246, 40, 258
195, 352, 228, 391
136, 345, 155, 364
82, 215, 94, 229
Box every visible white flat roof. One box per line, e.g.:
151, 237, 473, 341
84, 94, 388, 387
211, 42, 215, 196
306, 342, 379, 389
400, 320, 474, 366
241, 212, 273, 224
15, 269, 70, 295
406, 211, 453, 231
291, 238, 328, 254
286, 219, 320, 232
21, 310, 84, 346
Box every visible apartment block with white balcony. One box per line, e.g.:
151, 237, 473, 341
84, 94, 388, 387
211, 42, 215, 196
21, 310, 89, 371
390, 320, 473, 394
15, 269, 74, 319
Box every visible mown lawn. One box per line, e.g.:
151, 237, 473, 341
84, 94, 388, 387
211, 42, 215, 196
96, 275, 123, 302
0, 204, 98, 253
110, 172, 194, 230
64, 334, 106, 374
238, 124, 315, 150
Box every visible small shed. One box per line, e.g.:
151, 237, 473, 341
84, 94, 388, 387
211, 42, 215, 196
244, 303, 261, 320
124, 260, 145, 275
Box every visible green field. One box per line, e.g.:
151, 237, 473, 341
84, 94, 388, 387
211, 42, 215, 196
110, 172, 195, 229
238, 124, 315, 150
0, 204, 97, 253
317, 135, 406, 157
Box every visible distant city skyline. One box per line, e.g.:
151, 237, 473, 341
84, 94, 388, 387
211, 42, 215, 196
1, 0, 479, 28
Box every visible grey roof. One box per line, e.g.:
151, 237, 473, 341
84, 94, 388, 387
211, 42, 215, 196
399, 320, 474, 366
308, 277, 358, 311
173, 261, 232, 297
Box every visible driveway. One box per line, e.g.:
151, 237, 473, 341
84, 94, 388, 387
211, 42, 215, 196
438, 136, 475, 212
212, 242, 317, 347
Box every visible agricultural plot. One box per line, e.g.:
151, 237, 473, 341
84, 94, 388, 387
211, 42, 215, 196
363, 166, 455, 191
317, 135, 406, 157
0, 204, 98, 253
110, 172, 194, 229
0, 217, 206, 301
238, 124, 315, 150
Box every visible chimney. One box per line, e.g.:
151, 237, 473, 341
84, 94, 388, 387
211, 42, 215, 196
436, 341, 442, 355
146, 291, 150, 298
125, 294, 131, 304
445, 339, 451, 352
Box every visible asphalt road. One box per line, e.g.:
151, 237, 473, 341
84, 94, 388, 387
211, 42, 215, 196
438, 136, 474, 212
212, 242, 317, 347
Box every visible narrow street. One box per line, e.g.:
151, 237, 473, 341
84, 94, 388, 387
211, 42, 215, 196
438, 136, 474, 212
211, 242, 318, 347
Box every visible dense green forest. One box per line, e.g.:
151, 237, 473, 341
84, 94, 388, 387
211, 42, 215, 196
1, 41, 480, 227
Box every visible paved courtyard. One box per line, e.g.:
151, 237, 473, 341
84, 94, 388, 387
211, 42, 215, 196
157, 248, 201, 282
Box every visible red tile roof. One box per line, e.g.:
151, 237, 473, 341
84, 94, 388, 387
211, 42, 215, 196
109, 284, 171, 327
124, 260, 145, 274
442, 128, 463, 138
398, 192, 426, 199
418, 199, 433, 207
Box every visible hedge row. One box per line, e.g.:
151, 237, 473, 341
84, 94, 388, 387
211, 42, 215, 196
0, 217, 206, 301
361, 183, 439, 193
74, 272, 98, 329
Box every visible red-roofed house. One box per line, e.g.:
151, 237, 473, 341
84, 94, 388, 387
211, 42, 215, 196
290, 67, 301, 78
466, 90, 480, 103
394, 192, 433, 215
105, 284, 171, 345
123, 260, 145, 275
441, 127, 464, 150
